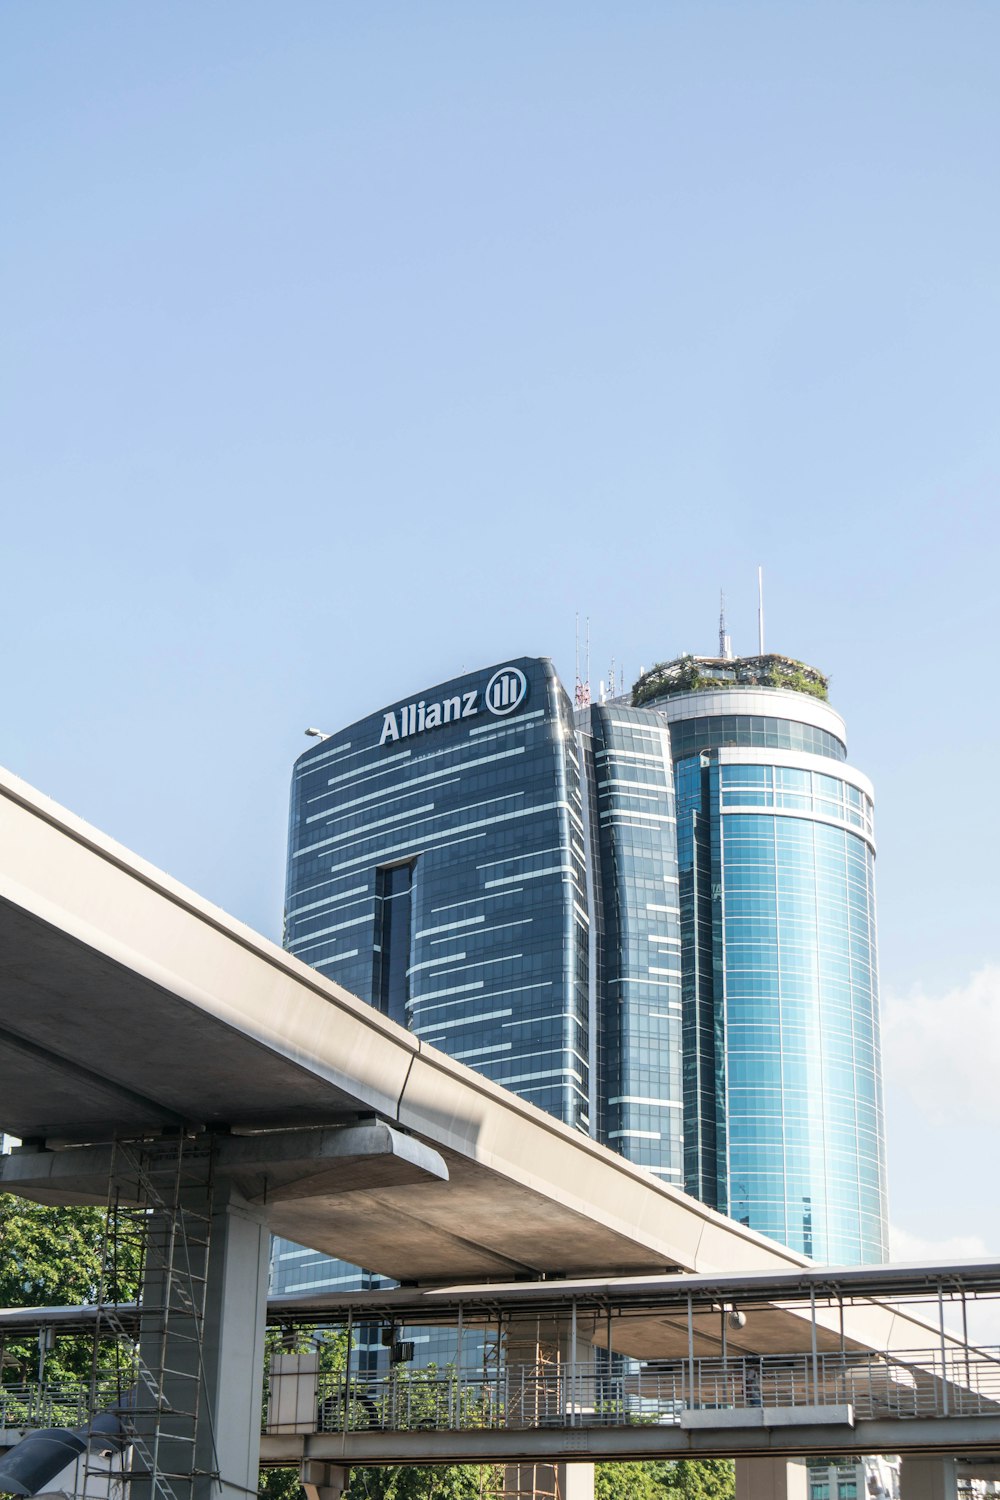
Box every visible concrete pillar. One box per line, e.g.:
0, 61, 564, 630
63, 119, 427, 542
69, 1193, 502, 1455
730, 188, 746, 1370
136, 1177, 270, 1500
899, 1458, 958, 1500
300, 1459, 350, 1500
736, 1457, 808, 1500
559, 1462, 596, 1500
503, 1313, 594, 1428
500, 1461, 594, 1500
199, 1182, 271, 1500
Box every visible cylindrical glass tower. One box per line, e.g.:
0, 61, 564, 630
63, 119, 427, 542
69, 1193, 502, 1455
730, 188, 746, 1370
635, 655, 888, 1264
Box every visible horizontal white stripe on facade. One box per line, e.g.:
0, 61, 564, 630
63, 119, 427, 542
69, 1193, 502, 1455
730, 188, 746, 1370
414, 1008, 512, 1033
406, 951, 466, 976
429, 918, 532, 946
492, 1066, 584, 1087
716, 745, 873, 800
721, 802, 876, 852
468, 709, 546, 736
476, 844, 563, 871
414, 915, 485, 939
484, 863, 575, 889
323, 801, 573, 875
451, 1042, 512, 1061
286, 884, 369, 918
608, 721, 663, 735
288, 912, 371, 952
411, 980, 551, 1017
297, 803, 436, 856
293, 739, 354, 776
409, 979, 484, 1003
608, 1095, 683, 1108
430, 888, 523, 914
308, 743, 530, 821
306, 776, 461, 826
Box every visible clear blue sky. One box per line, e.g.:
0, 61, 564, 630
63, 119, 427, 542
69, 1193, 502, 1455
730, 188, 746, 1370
3, 2, 998, 1256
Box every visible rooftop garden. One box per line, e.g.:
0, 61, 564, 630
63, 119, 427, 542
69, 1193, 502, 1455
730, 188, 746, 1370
632, 653, 829, 707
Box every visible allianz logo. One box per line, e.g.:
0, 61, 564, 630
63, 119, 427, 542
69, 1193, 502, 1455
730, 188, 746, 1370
379, 666, 528, 746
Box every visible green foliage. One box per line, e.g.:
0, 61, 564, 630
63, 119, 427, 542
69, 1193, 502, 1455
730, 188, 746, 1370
0, 1194, 106, 1307
0, 1195, 141, 1385
658, 1459, 736, 1500
596, 1460, 661, 1500
593, 1458, 736, 1500
259, 1470, 304, 1500
344, 1461, 498, 1500
632, 654, 828, 707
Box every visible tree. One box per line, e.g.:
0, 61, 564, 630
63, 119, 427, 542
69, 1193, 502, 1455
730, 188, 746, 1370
0, 1194, 140, 1387
656, 1460, 736, 1500
595, 1460, 660, 1500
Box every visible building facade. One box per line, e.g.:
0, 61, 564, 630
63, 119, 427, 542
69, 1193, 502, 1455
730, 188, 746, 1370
634, 655, 887, 1264
272, 646, 888, 1299
283, 657, 592, 1130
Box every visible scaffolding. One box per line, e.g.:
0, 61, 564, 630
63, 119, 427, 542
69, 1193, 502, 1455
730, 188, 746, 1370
89, 1135, 215, 1500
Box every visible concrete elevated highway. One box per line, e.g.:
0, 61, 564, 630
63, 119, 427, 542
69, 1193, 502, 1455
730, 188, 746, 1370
0, 762, 992, 1500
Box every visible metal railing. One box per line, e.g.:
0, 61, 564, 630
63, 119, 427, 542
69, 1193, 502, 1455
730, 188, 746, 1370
0, 1380, 129, 1434
265, 1346, 1000, 1435
8, 1345, 1000, 1445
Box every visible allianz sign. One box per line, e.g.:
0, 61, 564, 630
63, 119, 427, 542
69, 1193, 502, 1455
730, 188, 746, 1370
379, 666, 528, 746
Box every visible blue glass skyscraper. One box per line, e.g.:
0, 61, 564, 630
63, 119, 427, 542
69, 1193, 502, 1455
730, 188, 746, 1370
634, 653, 887, 1263
283, 657, 591, 1131
273, 644, 888, 1299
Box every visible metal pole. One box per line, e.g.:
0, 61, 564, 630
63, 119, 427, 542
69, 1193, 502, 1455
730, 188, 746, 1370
810, 1284, 819, 1404
938, 1283, 949, 1416
606, 1304, 614, 1418
687, 1292, 695, 1410
570, 1298, 578, 1426
456, 1301, 463, 1425
342, 1311, 353, 1436
962, 1288, 972, 1408
757, 565, 765, 655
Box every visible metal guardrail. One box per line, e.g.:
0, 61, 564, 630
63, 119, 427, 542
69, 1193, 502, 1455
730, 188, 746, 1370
6, 1346, 1000, 1445
0, 1382, 129, 1434
267, 1347, 1000, 1435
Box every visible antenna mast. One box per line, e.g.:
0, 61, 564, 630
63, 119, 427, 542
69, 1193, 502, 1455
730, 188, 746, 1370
574, 613, 591, 708
757, 565, 765, 655
719, 590, 733, 660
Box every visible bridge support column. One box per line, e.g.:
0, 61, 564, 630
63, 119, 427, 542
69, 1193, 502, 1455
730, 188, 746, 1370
500, 1462, 594, 1500
899, 1458, 958, 1500
300, 1459, 350, 1500
735, 1458, 808, 1500
136, 1172, 271, 1500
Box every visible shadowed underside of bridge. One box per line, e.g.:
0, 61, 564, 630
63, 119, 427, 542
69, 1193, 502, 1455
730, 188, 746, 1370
0, 763, 809, 1283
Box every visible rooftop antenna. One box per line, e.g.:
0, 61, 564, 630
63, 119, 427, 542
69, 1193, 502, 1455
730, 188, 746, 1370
586, 617, 591, 699
757, 565, 765, 656
719, 591, 733, 661
574, 613, 591, 708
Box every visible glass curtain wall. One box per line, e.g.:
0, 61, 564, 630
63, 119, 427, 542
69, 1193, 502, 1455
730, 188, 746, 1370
675, 749, 887, 1263
583, 705, 684, 1184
